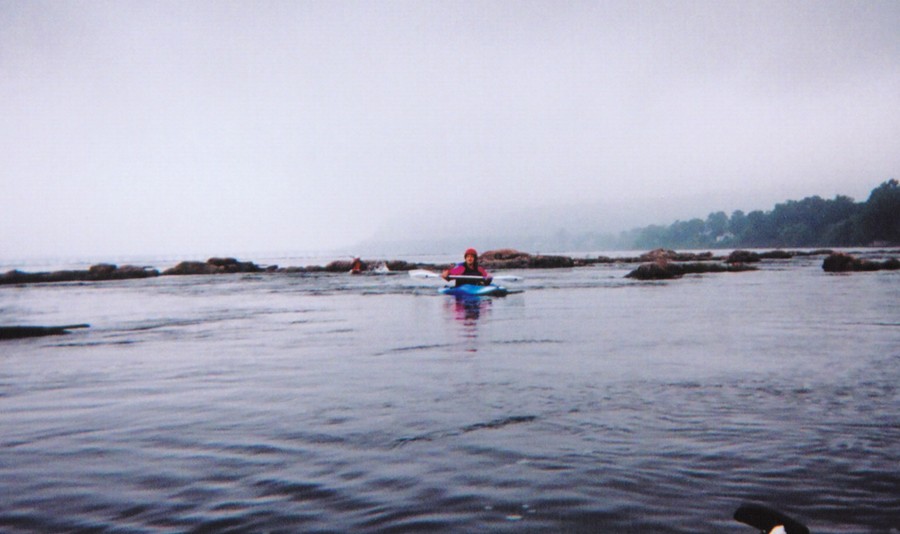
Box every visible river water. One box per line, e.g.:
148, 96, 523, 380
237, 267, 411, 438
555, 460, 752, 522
1, 251, 898, 533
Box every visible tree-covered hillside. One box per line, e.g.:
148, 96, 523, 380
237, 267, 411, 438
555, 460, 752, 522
630, 180, 900, 249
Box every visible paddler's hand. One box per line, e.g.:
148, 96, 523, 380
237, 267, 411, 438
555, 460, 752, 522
441, 269, 450, 281
484, 276, 493, 285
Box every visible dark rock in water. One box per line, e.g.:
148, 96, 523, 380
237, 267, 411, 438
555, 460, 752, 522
324, 260, 354, 273
1, 265, 158, 285
480, 249, 532, 269
822, 253, 900, 272
479, 249, 574, 269
384, 260, 416, 271
639, 249, 679, 262
89, 263, 118, 276
1, 324, 90, 340
759, 250, 794, 259
640, 249, 714, 262
626, 260, 757, 280
626, 261, 684, 280
89, 264, 158, 280
206, 257, 263, 273
163, 258, 262, 276
727, 250, 761, 263
574, 256, 615, 265
163, 261, 220, 275
528, 254, 575, 268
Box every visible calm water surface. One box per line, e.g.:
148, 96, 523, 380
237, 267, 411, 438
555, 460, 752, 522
1, 253, 898, 533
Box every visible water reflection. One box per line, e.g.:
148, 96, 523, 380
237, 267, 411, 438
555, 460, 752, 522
443, 296, 491, 352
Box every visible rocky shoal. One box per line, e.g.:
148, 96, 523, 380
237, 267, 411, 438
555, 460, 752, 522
1, 248, 897, 286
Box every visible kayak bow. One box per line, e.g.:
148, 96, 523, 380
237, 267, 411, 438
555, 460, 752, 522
439, 284, 509, 297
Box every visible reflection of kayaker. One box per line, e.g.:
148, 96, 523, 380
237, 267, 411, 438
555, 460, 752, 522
350, 257, 363, 274
442, 248, 492, 286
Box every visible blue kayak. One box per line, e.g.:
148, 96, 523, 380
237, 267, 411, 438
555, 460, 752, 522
439, 284, 509, 297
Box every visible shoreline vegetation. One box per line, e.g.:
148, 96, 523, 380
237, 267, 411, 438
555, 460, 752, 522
2, 248, 898, 287
599, 180, 900, 251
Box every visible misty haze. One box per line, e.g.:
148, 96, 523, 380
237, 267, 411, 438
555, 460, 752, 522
2, 1, 898, 260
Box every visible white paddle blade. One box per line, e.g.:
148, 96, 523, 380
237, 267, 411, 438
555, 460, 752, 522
409, 269, 441, 279
494, 275, 522, 282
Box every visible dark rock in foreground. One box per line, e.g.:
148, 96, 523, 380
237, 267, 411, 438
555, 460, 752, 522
1, 265, 158, 285
0, 324, 90, 340
822, 253, 900, 272
626, 260, 757, 280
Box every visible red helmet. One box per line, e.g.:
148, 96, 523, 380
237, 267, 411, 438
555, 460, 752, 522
464, 248, 478, 258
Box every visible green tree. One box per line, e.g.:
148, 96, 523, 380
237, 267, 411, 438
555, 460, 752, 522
860, 179, 900, 244
706, 211, 728, 238
745, 210, 775, 246
729, 210, 748, 239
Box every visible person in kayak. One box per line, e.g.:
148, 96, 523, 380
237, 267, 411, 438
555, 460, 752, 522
442, 248, 493, 286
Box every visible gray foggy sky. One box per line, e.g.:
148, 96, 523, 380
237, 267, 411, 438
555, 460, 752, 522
2, 0, 898, 258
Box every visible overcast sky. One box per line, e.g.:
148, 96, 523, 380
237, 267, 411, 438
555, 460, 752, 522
2, 0, 898, 259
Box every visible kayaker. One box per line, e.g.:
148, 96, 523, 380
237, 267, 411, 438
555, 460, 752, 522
442, 248, 493, 286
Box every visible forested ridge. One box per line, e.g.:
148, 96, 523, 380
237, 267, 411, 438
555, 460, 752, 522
628, 180, 900, 249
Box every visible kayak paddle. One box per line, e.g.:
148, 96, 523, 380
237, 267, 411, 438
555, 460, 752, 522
408, 269, 521, 282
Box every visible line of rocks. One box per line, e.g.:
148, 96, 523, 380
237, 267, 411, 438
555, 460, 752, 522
2, 248, 896, 286
1, 264, 159, 285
